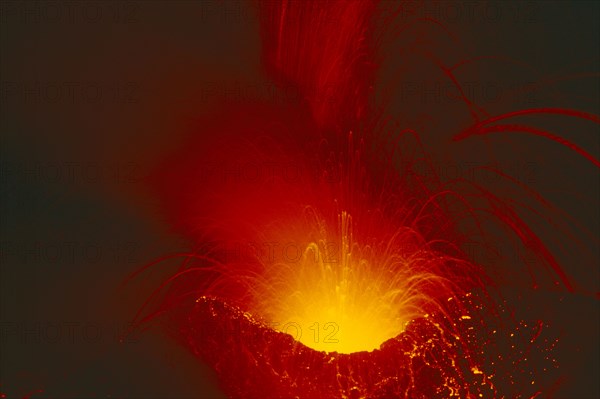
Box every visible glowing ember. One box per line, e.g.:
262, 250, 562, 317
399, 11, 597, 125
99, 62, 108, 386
167, 294, 557, 398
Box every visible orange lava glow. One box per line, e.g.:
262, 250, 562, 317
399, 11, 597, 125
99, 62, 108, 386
249, 211, 461, 354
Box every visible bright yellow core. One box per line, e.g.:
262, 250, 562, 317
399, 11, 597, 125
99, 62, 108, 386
251, 211, 429, 354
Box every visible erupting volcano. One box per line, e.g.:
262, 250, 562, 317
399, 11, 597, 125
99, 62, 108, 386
126, 1, 599, 398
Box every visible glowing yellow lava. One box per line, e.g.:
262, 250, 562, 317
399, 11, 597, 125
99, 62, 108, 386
250, 210, 452, 354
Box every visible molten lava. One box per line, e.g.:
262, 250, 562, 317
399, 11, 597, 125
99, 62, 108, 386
249, 210, 460, 354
